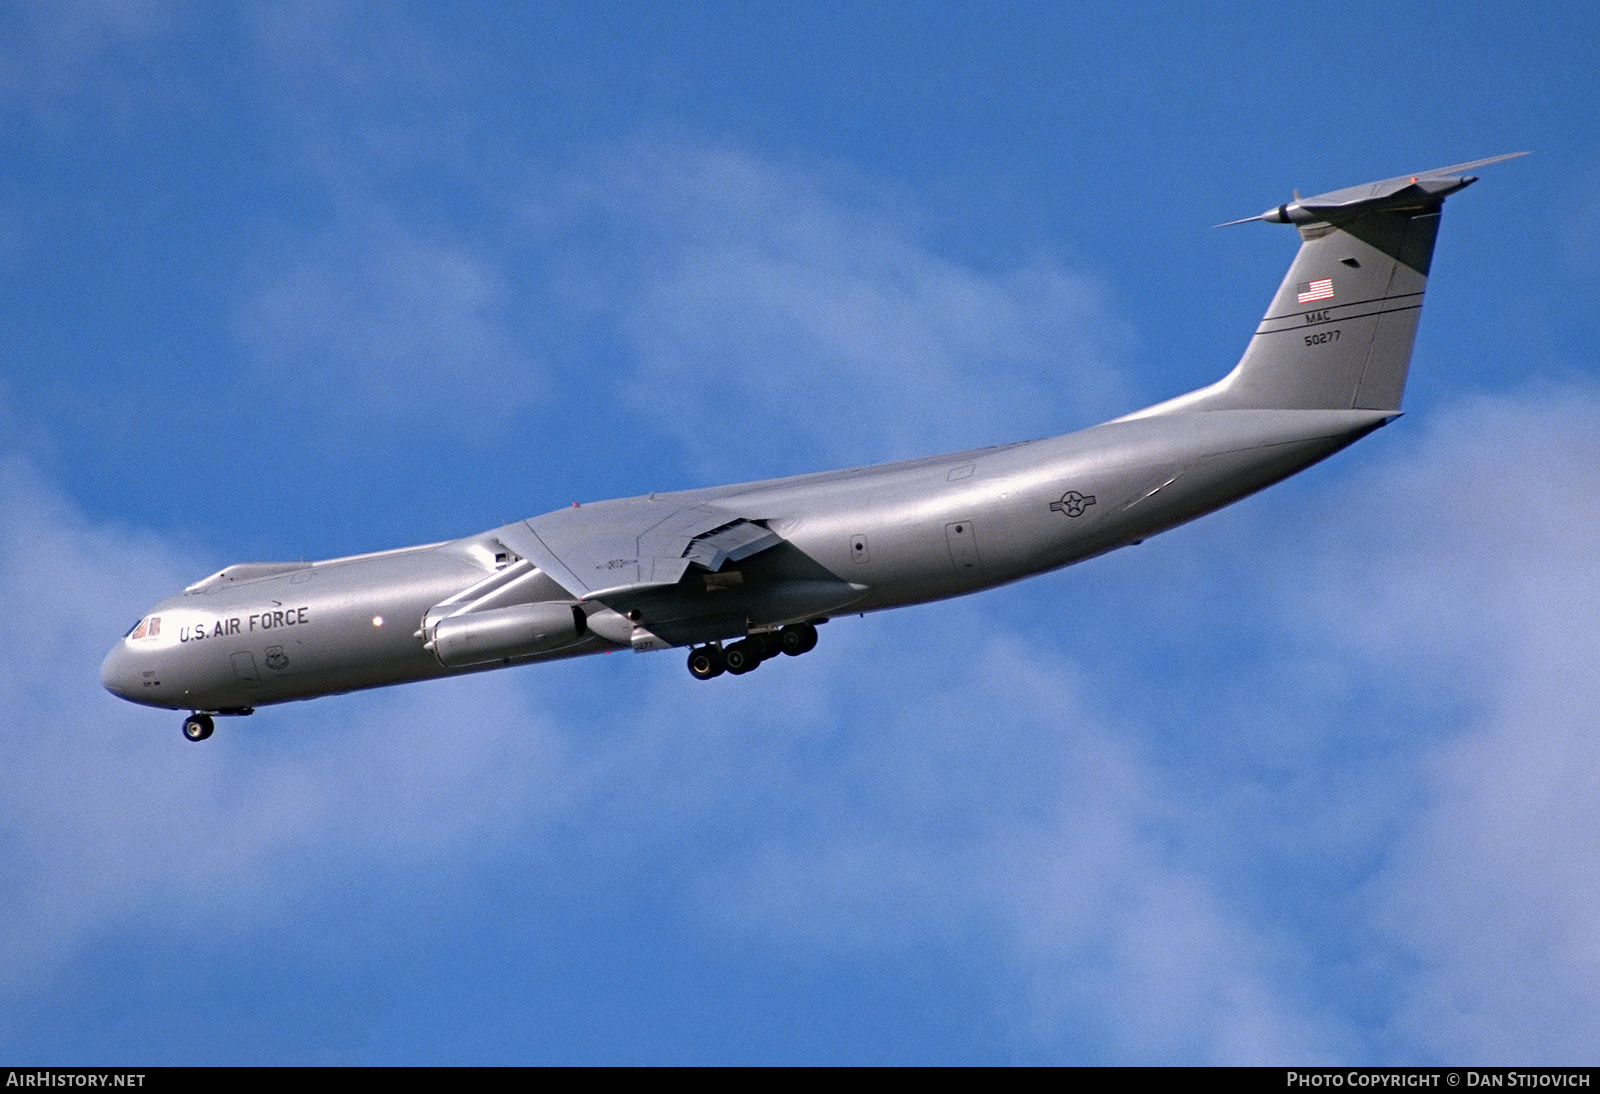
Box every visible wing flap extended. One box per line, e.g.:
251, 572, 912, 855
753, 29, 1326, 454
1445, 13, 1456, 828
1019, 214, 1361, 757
680, 519, 783, 570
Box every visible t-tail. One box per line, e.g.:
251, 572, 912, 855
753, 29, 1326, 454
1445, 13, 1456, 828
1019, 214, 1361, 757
1123, 153, 1525, 419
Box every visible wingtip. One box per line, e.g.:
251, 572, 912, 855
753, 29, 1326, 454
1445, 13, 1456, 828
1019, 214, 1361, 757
1430, 150, 1529, 174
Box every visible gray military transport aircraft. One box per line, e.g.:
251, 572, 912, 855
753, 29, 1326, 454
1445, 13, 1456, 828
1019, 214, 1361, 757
103, 155, 1521, 741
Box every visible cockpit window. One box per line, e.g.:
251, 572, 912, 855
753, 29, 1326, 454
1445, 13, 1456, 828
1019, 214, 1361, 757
128, 615, 161, 640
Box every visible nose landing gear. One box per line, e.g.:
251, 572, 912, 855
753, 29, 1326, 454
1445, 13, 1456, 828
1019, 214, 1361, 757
179, 707, 251, 741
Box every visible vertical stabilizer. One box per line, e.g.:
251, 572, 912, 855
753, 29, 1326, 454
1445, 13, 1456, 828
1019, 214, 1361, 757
1221, 207, 1439, 411
1122, 154, 1522, 418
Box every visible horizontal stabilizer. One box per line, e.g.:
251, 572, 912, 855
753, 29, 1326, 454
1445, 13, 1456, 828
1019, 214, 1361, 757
1217, 152, 1526, 227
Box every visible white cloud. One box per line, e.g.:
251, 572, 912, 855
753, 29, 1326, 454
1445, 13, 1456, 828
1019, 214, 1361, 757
246, 0, 461, 174
0, 0, 176, 124
684, 623, 1338, 1063
527, 137, 1136, 478
234, 206, 544, 437
1307, 388, 1600, 1063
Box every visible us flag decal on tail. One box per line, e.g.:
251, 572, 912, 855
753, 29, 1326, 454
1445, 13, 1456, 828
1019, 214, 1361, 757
1297, 278, 1334, 303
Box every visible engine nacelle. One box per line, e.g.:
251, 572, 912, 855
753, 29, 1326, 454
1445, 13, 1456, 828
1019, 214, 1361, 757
426, 602, 587, 668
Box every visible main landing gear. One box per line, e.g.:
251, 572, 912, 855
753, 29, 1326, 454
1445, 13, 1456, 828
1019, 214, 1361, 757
686, 622, 820, 681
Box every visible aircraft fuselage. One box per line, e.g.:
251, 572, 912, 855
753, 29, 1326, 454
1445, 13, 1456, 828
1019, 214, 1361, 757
102, 408, 1389, 714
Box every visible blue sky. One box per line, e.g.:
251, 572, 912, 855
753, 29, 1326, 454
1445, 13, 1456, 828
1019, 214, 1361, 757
3, 1, 1599, 1065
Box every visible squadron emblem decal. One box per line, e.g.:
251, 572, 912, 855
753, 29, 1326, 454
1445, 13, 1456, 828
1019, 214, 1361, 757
1050, 491, 1096, 518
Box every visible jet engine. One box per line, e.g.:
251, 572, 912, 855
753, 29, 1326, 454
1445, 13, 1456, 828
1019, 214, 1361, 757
424, 601, 587, 668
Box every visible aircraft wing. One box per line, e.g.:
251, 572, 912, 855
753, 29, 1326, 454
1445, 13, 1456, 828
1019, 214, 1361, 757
494, 498, 784, 601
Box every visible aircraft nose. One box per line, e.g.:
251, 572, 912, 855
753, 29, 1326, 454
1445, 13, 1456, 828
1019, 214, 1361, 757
100, 642, 140, 702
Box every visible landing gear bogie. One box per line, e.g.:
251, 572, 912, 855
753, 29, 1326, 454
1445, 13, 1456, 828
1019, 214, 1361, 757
182, 713, 214, 742
685, 622, 823, 680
